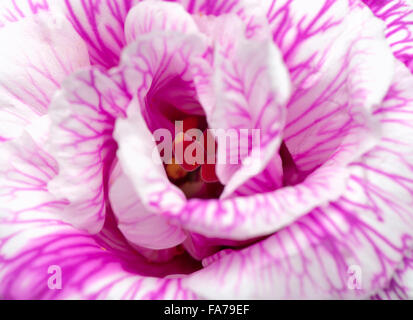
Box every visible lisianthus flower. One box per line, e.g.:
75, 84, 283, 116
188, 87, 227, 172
1, 0, 413, 300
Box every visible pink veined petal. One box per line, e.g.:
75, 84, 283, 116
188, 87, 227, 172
193, 1, 389, 198
363, 0, 413, 72
371, 250, 413, 299
194, 14, 291, 198
166, 160, 348, 240
183, 231, 261, 261
0, 6, 90, 141
124, 1, 200, 44
113, 29, 215, 255
191, 6, 285, 198
164, 0, 392, 240
113, 99, 187, 237
123, 2, 207, 116
109, 137, 187, 250
0, 0, 50, 28
47, 69, 130, 234
182, 233, 222, 261
263, 0, 394, 174
111, 32, 213, 242
62, 0, 139, 68
0, 213, 200, 299
231, 157, 286, 197
182, 62, 413, 299
0, 133, 66, 222
174, 0, 275, 43
0, 134, 200, 299
167, 0, 243, 15
117, 30, 209, 129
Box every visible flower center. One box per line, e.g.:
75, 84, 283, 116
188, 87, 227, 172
163, 116, 224, 199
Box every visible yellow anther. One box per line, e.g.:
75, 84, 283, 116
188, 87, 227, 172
166, 158, 188, 180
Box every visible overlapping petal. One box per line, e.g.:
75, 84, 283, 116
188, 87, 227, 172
363, 0, 413, 72
200, 14, 291, 198
0, 0, 50, 28
182, 62, 413, 299
0, 133, 200, 299
124, 1, 199, 44
1, 0, 413, 301
108, 15, 210, 252
119, 31, 208, 129
62, 0, 139, 68
0, 5, 89, 141
161, 0, 393, 241
0, 214, 200, 299
265, 0, 393, 173
47, 69, 129, 234
110, 103, 187, 250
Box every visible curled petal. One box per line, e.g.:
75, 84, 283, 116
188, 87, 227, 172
124, 1, 199, 43
265, 0, 394, 173
123, 3, 207, 118
167, 161, 348, 240
0, 133, 200, 299
118, 31, 208, 124
110, 118, 187, 250
202, 15, 291, 197
183, 63, 413, 299
48, 69, 130, 234
170, 0, 392, 240
0, 216, 199, 299
113, 100, 187, 235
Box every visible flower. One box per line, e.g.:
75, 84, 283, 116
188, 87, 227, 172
1, 0, 413, 300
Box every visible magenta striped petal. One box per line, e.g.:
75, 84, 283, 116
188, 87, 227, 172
117, 29, 208, 129
182, 62, 413, 299
371, 250, 413, 299
124, 1, 199, 44
0, 4, 89, 141
112, 98, 187, 237
0, 133, 65, 223
47, 69, 129, 234
2, 0, 413, 301
123, 2, 207, 117
160, 0, 392, 240
109, 137, 187, 250
62, 0, 139, 68
363, 0, 413, 72
265, 0, 394, 173
0, 212, 200, 299
194, 13, 291, 198
0, 134, 200, 299
167, 160, 348, 240
0, 217, 199, 299
168, 0, 243, 15
0, 0, 50, 28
